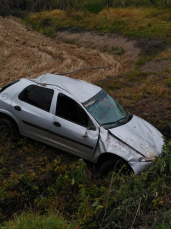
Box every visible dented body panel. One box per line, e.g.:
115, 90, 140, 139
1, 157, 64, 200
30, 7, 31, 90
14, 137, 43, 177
91, 116, 163, 174
109, 115, 163, 158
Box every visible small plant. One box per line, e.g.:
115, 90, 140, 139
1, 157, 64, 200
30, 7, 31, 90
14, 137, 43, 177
165, 66, 171, 73
63, 38, 78, 45
127, 71, 150, 82
83, 0, 106, 14
155, 211, 171, 229
164, 75, 171, 87
116, 47, 125, 55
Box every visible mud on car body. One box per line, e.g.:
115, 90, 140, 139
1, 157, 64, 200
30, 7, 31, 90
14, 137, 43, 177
0, 73, 164, 175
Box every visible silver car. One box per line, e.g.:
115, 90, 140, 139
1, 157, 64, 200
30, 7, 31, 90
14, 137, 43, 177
0, 73, 164, 175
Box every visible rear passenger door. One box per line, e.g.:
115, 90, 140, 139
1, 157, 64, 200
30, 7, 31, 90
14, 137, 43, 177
11, 84, 54, 142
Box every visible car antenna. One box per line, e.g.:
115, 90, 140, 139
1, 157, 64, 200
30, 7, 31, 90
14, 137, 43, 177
55, 66, 107, 75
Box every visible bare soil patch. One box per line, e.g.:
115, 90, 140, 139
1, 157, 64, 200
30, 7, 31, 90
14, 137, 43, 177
141, 59, 170, 72
55, 27, 168, 72
56, 27, 140, 72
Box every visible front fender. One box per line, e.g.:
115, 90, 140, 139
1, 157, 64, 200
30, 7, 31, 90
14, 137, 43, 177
92, 127, 141, 168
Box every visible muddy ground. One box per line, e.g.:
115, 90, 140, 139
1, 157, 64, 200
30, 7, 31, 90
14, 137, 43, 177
0, 16, 171, 135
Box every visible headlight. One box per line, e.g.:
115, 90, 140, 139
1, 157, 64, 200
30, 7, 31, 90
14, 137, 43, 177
138, 156, 156, 162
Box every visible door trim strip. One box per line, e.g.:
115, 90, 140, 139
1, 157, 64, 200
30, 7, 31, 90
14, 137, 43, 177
22, 120, 94, 150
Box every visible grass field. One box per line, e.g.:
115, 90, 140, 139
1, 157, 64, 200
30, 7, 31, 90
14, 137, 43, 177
1, 6, 171, 229
26, 7, 171, 41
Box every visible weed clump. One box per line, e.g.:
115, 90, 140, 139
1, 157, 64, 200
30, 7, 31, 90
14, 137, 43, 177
0, 135, 171, 229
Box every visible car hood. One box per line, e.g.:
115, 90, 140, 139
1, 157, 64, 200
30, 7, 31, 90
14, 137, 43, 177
109, 115, 164, 157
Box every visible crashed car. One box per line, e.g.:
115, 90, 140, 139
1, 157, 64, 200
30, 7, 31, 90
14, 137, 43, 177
0, 73, 163, 175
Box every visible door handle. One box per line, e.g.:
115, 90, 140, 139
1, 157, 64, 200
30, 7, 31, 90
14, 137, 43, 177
53, 122, 61, 127
14, 106, 21, 111
82, 131, 88, 139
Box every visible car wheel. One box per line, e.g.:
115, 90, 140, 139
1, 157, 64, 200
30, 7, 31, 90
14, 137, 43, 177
0, 118, 17, 137
98, 159, 131, 177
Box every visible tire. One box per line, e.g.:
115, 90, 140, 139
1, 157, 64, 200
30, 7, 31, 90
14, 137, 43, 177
98, 159, 131, 177
0, 118, 17, 138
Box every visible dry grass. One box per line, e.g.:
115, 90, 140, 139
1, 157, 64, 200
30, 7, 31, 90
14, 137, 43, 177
29, 9, 66, 20
100, 7, 171, 21
28, 7, 171, 22
0, 16, 123, 86
100, 7, 149, 19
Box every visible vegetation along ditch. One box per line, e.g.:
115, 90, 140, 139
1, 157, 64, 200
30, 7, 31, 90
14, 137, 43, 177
1, 1, 171, 228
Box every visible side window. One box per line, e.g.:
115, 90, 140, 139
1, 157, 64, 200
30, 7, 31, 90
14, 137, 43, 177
18, 85, 54, 112
56, 93, 89, 127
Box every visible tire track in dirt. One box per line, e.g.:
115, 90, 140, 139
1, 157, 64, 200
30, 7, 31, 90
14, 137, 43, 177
56, 27, 140, 72
0, 16, 126, 87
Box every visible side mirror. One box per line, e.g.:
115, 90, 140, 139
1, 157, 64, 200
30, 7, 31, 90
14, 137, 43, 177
87, 126, 96, 131
88, 119, 96, 131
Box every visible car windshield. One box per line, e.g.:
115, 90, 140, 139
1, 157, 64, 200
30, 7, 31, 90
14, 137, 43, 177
83, 90, 129, 129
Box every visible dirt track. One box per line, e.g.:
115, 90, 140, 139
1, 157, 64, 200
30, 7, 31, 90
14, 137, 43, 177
56, 27, 141, 70
0, 16, 130, 86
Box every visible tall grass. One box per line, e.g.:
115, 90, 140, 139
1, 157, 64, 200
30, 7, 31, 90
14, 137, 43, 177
1, 137, 171, 228
2, 212, 75, 229
1, 0, 171, 13
108, 0, 171, 7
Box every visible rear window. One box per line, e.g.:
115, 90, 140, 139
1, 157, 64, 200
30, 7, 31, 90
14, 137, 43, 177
0, 80, 19, 93
18, 85, 54, 112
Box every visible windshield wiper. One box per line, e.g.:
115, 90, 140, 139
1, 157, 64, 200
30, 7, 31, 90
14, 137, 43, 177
101, 113, 132, 127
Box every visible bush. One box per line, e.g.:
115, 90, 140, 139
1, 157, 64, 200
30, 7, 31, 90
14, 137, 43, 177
83, 0, 106, 14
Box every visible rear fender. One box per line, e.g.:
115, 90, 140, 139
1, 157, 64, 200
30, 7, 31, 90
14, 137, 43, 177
0, 110, 21, 133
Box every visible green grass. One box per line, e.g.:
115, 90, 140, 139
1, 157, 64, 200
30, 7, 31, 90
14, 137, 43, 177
164, 75, 171, 86
2, 212, 75, 229
24, 7, 171, 41
0, 136, 171, 228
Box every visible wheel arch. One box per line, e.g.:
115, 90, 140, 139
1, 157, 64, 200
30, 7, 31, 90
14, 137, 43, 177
0, 111, 20, 133
97, 152, 134, 174
97, 152, 129, 168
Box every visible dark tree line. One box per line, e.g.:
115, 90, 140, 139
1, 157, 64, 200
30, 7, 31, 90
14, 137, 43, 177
0, 0, 171, 14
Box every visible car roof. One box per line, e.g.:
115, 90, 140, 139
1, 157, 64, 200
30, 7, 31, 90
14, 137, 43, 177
32, 73, 101, 103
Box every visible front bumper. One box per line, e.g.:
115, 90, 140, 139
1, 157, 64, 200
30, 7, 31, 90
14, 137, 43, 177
129, 160, 152, 174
